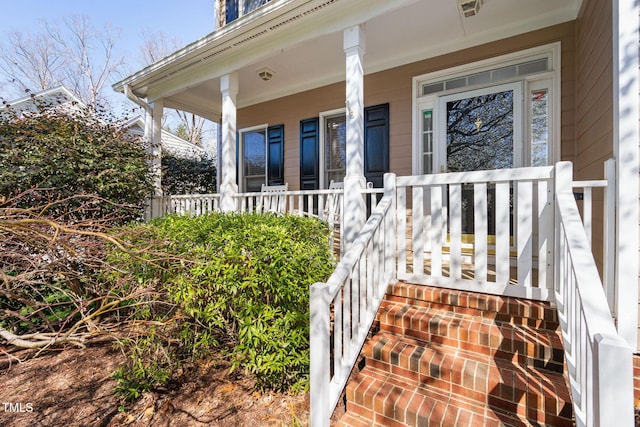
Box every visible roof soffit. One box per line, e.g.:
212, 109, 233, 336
116, 0, 582, 117
116, 0, 415, 100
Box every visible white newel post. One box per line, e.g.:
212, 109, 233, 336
613, 0, 639, 350
150, 100, 164, 218
220, 73, 239, 212
343, 25, 366, 248
310, 282, 331, 427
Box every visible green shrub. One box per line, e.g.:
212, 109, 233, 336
111, 212, 334, 396
0, 102, 152, 223
161, 152, 217, 195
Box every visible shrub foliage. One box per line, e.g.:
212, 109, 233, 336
0, 102, 152, 222
161, 152, 217, 195
110, 212, 335, 398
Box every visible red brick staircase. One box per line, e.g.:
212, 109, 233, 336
335, 282, 574, 427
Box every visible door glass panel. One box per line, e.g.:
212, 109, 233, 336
445, 89, 514, 172
530, 89, 549, 166
243, 129, 266, 192
324, 114, 346, 186
422, 109, 434, 174
440, 84, 519, 238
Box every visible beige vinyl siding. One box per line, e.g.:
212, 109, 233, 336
575, 0, 613, 177
238, 22, 576, 190
575, 0, 613, 179
573, 0, 614, 303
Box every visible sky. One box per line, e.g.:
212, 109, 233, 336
0, 0, 218, 143
0, 0, 215, 98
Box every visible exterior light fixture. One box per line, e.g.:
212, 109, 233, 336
257, 67, 275, 81
457, 0, 482, 18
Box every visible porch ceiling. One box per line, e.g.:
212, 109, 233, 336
114, 0, 581, 121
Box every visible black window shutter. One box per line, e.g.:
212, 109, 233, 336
267, 124, 284, 185
299, 117, 320, 190
364, 103, 390, 188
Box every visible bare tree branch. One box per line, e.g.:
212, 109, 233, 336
0, 15, 125, 106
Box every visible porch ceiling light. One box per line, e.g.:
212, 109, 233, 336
457, 0, 482, 18
257, 67, 275, 81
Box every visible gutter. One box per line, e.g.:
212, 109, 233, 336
125, 84, 152, 115
124, 85, 154, 151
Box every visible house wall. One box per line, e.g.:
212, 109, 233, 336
574, 0, 614, 282
237, 22, 577, 190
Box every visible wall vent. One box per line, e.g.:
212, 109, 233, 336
457, 0, 482, 18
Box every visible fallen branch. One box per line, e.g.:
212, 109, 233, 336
0, 324, 86, 349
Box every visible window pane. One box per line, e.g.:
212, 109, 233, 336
422, 82, 444, 96
530, 89, 549, 166
243, 129, 266, 192
518, 59, 548, 75
325, 114, 346, 186
422, 109, 433, 174
446, 90, 514, 172
226, 0, 239, 23
243, 0, 270, 15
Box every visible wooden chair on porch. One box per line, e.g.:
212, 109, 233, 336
258, 183, 288, 213
326, 181, 344, 256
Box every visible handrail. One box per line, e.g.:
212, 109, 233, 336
309, 173, 396, 427
554, 162, 633, 427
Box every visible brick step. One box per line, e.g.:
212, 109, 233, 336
342, 366, 525, 427
376, 299, 565, 373
332, 412, 372, 427
385, 282, 559, 329
360, 331, 573, 426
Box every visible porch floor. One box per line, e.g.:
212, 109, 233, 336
402, 258, 535, 286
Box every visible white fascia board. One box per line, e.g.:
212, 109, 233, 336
117, 0, 417, 102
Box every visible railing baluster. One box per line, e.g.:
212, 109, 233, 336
583, 186, 593, 247
495, 181, 510, 285
449, 183, 462, 279
517, 180, 533, 290
538, 179, 552, 290
430, 185, 443, 277
412, 186, 425, 276
474, 182, 488, 282
397, 187, 407, 276
603, 158, 616, 313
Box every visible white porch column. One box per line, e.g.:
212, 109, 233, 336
220, 72, 239, 212
150, 99, 164, 218
343, 25, 367, 247
613, 0, 639, 350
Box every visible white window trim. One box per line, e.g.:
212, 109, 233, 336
411, 42, 561, 174
319, 108, 347, 189
238, 123, 268, 192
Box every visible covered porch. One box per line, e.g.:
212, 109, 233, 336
158, 159, 631, 426
112, 0, 639, 425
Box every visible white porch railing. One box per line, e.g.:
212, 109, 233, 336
309, 163, 633, 427
554, 162, 633, 427
160, 193, 220, 216
396, 166, 555, 301
234, 188, 343, 220
310, 174, 397, 427
571, 158, 616, 317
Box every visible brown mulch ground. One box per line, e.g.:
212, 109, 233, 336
0, 341, 309, 427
